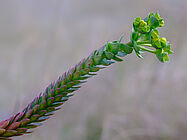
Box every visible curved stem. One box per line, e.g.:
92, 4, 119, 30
125, 42, 155, 54
137, 45, 156, 54
137, 41, 150, 45
141, 44, 152, 47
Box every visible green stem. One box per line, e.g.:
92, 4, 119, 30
137, 45, 156, 54
137, 41, 150, 45
141, 44, 152, 47
125, 42, 155, 54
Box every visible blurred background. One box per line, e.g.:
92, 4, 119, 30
0, 0, 186, 140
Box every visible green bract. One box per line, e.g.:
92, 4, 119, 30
131, 12, 172, 62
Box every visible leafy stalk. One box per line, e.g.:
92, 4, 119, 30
0, 12, 172, 140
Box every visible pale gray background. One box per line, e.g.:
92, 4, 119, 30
0, 0, 186, 140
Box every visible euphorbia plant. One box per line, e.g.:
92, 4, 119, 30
0, 12, 172, 140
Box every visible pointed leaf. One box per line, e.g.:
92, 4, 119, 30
0, 129, 5, 135
112, 56, 123, 62
30, 115, 40, 122
7, 122, 20, 130
16, 128, 27, 134
0, 120, 9, 129
47, 97, 54, 106
1, 130, 17, 137
20, 119, 30, 127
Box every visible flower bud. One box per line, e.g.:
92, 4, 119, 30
160, 37, 167, 47
133, 17, 141, 27
159, 20, 164, 27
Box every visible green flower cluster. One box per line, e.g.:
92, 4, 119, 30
151, 30, 173, 62
133, 17, 150, 33
131, 12, 173, 62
